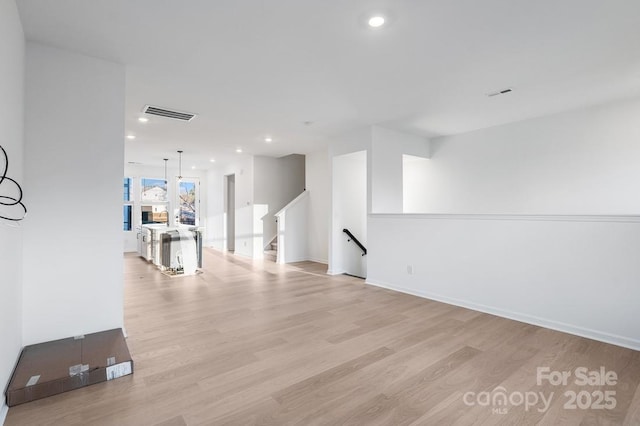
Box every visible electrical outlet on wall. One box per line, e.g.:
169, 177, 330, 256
407, 265, 413, 275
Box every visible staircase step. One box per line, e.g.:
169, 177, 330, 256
264, 249, 277, 262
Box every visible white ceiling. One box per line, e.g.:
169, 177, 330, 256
16, 0, 640, 169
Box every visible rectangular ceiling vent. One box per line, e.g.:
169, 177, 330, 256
142, 105, 197, 122
487, 88, 514, 97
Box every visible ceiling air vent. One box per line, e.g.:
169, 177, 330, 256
487, 88, 514, 97
142, 105, 197, 122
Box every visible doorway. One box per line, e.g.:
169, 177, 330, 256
331, 150, 367, 278
225, 174, 235, 252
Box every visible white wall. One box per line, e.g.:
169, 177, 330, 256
366, 97, 640, 350
367, 214, 640, 350
123, 164, 208, 252
276, 191, 309, 264
205, 168, 225, 250
22, 43, 125, 345
0, 0, 24, 420
331, 151, 367, 277
371, 126, 429, 213
328, 128, 371, 276
253, 154, 305, 250
305, 149, 330, 264
403, 155, 431, 213
206, 154, 304, 259
422, 97, 640, 214
328, 127, 372, 159
327, 125, 429, 274
230, 159, 254, 258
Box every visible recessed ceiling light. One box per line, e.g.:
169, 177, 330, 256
264, 137, 272, 143
368, 15, 385, 28
126, 135, 136, 140
210, 158, 215, 163
191, 166, 196, 170
138, 117, 148, 123
236, 148, 243, 153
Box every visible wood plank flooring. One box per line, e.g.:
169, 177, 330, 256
6, 248, 640, 425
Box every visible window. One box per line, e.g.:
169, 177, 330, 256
123, 205, 132, 231
141, 204, 169, 225
123, 178, 133, 231
141, 178, 167, 202
141, 177, 169, 225
124, 177, 131, 202
177, 179, 199, 225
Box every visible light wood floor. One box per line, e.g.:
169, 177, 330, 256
6, 249, 640, 425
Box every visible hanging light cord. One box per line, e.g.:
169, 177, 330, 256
164, 158, 168, 183
0, 144, 27, 222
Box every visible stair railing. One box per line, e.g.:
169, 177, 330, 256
342, 229, 367, 256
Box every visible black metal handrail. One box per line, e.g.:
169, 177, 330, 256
343, 229, 367, 256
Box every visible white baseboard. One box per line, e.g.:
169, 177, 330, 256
1, 403, 8, 425
306, 257, 328, 265
365, 279, 640, 352
326, 269, 345, 276
283, 256, 309, 263
231, 251, 253, 260
204, 241, 223, 250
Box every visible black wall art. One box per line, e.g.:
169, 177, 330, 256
0, 144, 27, 222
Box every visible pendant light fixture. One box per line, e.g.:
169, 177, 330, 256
177, 150, 183, 181
163, 158, 168, 183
